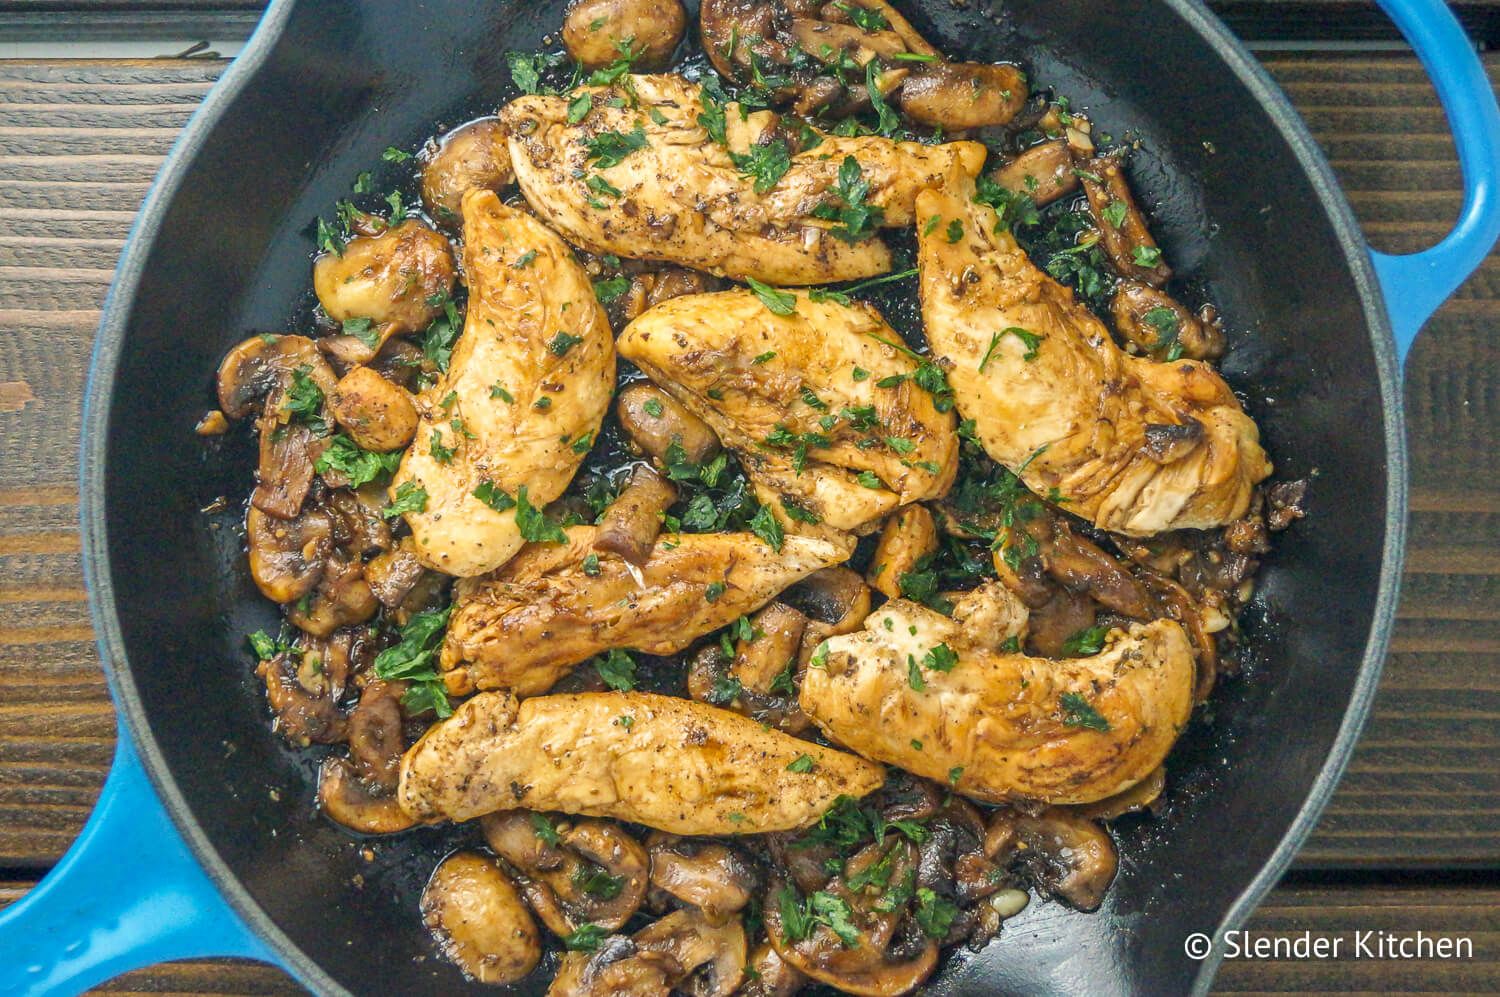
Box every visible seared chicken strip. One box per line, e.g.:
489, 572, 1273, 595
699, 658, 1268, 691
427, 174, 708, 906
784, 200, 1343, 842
618, 290, 958, 533
398, 690, 885, 833
800, 597, 1193, 805
441, 526, 848, 696
502, 74, 985, 285
393, 190, 615, 576
916, 178, 1271, 535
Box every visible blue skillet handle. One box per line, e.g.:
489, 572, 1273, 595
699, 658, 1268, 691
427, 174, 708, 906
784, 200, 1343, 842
1370, 0, 1500, 366
0, 730, 275, 996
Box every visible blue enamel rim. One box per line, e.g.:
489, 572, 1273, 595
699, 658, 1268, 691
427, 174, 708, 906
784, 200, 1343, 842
0, 0, 1492, 993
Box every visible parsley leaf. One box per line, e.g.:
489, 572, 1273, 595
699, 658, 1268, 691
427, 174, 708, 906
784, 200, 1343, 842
515, 485, 568, 544
1060, 691, 1111, 731
748, 503, 784, 552
562, 923, 608, 952
593, 274, 631, 303
812, 156, 884, 243
383, 481, 428, 518
787, 753, 816, 773
373, 605, 452, 717
314, 435, 402, 488
473, 479, 517, 512
747, 277, 797, 316
594, 648, 637, 691
548, 331, 584, 356
732, 137, 793, 194
584, 125, 648, 169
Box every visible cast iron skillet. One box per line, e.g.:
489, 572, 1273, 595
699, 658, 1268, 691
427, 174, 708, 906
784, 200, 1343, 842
3, 0, 1497, 994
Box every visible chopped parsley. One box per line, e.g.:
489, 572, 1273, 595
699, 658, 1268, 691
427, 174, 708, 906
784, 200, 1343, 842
748, 503, 784, 552
372, 605, 452, 718
1101, 200, 1128, 229
732, 137, 793, 194
593, 274, 631, 303
548, 331, 584, 356
584, 125, 648, 169
1142, 306, 1184, 360
915, 888, 960, 939
562, 923, 609, 952
314, 435, 401, 488
973, 174, 1041, 232
1060, 691, 1111, 731
381, 146, 412, 163
835, 1, 888, 31
812, 156, 884, 243
747, 277, 797, 316
572, 864, 625, 900
787, 754, 816, 773
704, 580, 727, 602
490, 383, 515, 402
1132, 244, 1164, 268
512, 249, 538, 269
566, 92, 593, 124
340, 316, 379, 349
515, 485, 568, 543
946, 218, 965, 243
507, 50, 566, 95
473, 479, 517, 512
1062, 624, 1110, 656
594, 648, 637, 691
429, 428, 455, 464
981, 327, 1044, 369
382, 481, 428, 518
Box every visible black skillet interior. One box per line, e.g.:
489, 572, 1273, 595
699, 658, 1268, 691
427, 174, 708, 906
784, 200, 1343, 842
97, 0, 1390, 993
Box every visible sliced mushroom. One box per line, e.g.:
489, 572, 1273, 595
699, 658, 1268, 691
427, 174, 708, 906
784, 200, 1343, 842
247, 504, 332, 605
617, 383, 721, 467
741, 942, 806, 997
285, 551, 379, 637
216, 333, 337, 421
1111, 280, 1226, 362
733, 601, 807, 695
312, 217, 457, 363
1022, 586, 1095, 658
610, 266, 727, 326
764, 838, 940, 997
1078, 154, 1172, 287
422, 850, 542, 985
564, 0, 686, 71
365, 537, 430, 609
317, 756, 417, 834
482, 811, 648, 936
325, 486, 393, 558
594, 465, 679, 566
347, 679, 405, 792
990, 140, 1078, 207
897, 62, 1028, 131
258, 648, 346, 745
328, 366, 419, 452
783, 566, 872, 666
986, 808, 1118, 912
550, 908, 746, 997
866, 506, 938, 599
647, 832, 759, 919
420, 117, 514, 226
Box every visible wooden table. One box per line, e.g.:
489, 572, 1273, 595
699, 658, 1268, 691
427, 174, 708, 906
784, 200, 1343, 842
0, 2, 1496, 993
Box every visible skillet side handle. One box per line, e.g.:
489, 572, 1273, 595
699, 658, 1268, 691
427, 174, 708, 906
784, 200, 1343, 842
1369, 0, 1500, 366
0, 732, 276, 995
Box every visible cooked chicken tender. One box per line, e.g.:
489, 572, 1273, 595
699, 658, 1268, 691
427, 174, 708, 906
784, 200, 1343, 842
441, 527, 848, 695
618, 290, 958, 533
392, 190, 615, 576
502, 74, 985, 285
800, 598, 1193, 805
398, 690, 885, 833
916, 177, 1271, 535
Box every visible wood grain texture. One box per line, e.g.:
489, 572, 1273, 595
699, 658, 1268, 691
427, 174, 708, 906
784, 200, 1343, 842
6, 881, 1496, 995
0, 43, 1495, 994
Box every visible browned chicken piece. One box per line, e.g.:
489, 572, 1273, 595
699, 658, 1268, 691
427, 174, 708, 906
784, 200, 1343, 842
989, 139, 1078, 207
618, 290, 958, 533
392, 190, 615, 577
1111, 280, 1227, 362
312, 215, 457, 364
440, 526, 848, 696
419, 117, 514, 226
502, 74, 985, 285
397, 690, 886, 833
1078, 153, 1173, 287
916, 176, 1271, 535
800, 596, 1194, 805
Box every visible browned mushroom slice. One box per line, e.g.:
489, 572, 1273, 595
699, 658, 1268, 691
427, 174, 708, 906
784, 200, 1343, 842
866, 506, 937, 599
549, 908, 746, 997
989, 139, 1078, 207
764, 839, 940, 997
563, 0, 687, 71
247, 504, 332, 605
617, 382, 722, 468
364, 537, 430, 610
986, 807, 1118, 912
216, 333, 338, 421
324, 486, 392, 557
741, 942, 807, 997
594, 466, 679, 566
317, 756, 417, 834
312, 217, 457, 363
286, 552, 379, 638
420, 117, 515, 226
327, 366, 419, 453
1022, 585, 1096, 658
783, 566, 872, 666
347, 680, 405, 792
1111, 280, 1227, 362
897, 62, 1028, 131
1078, 154, 1172, 287
734, 601, 806, 695
685, 605, 809, 735
647, 833, 759, 919
422, 850, 542, 984
258, 648, 346, 745
482, 811, 649, 936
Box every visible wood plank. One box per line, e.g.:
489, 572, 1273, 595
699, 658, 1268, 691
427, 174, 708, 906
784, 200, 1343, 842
0, 52, 1495, 874
6, 880, 1497, 994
